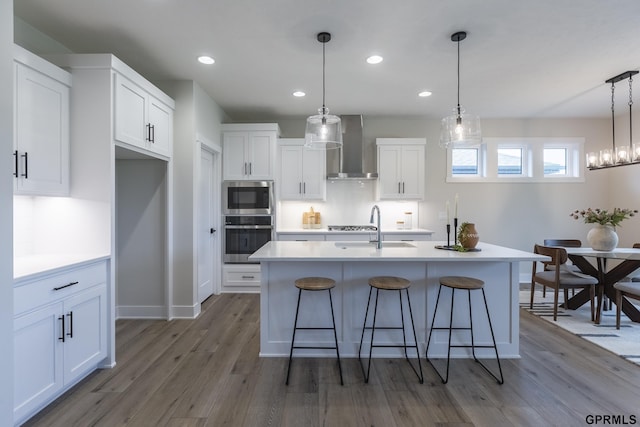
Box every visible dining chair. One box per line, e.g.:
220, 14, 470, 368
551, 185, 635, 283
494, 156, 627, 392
542, 239, 582, 297
531, 244, 598, 321
614, 243, 640, 329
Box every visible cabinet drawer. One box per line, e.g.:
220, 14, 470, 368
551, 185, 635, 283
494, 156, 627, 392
15, 261, 107, 316
383, 233, 432, 241
225, 270, 261, 286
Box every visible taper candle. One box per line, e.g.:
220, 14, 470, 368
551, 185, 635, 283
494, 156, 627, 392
454, 193, 459, 218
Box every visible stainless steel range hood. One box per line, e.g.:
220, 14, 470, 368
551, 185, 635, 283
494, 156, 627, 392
326, 115, 378, 180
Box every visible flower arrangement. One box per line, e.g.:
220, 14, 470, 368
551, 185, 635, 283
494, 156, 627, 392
570, 208, 638, 227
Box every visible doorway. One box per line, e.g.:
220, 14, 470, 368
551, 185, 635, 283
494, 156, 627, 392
198, 145, 221, 302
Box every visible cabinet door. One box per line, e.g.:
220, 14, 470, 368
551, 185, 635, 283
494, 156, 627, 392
14, 63, 70, 196
279, 145, 304, 199
14, 302, 64, 424
223, 132, 249, 180
63, 285, 107, 386
247, 131, 275, 179
301, 148, 326, 200
399, 145, 425, 199
377, 145, 402, 199
114, 74, 147, 149
148, 97, 172, 157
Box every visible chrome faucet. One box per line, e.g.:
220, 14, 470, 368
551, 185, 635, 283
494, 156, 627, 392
369, 205, 382, 249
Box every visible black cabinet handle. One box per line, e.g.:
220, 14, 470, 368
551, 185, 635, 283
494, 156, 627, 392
299, 182, 302, 194
210, 228, 216, 234
402, 182, 405, 193
398, 182, 401, 194
249, 162, 252, 175
53, 281, 79, 291
303, 182, 306, 194
21, 152, 28, 178
146, 123, 151, 141
244, 162, 247, 175
58, 315, 65, 342
13, 150, 18, 177
150, 124, 155, 143
66, 311, 73, 338
241, 275, 255, 279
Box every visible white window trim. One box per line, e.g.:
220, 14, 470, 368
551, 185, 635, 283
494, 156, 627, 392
446, 137, 586, 183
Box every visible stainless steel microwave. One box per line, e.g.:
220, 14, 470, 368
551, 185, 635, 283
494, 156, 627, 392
222, 181, 274, 215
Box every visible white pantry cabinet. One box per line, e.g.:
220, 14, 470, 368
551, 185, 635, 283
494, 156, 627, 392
13, 259, 108, 425
13, 45, 71, 196
376, 138, 425, 200
115, 73, 173, 158
278, 138, 326, 200
222, 124, 279, 180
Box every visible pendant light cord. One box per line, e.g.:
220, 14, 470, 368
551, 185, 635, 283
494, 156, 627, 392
456, 38, 461, 116
322, 40, 326, 111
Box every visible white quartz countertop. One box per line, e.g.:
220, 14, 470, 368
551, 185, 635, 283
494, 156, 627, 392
276, 228, 434, 234
249, 241, 547, 262
14, 253, 110, 282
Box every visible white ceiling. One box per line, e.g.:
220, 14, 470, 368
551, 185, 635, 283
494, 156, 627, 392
14, 0, 640, 121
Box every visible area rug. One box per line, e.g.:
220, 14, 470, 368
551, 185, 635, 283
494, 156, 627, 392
519, 289, 640, 366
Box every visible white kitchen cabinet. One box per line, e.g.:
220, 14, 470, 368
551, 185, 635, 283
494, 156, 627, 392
115, 73, 173, 158
376, 138, 425, 200
222, 264, 261, 293
277, 233, 326, 241
13, 45, 71, 196
278, 139, 326, 200
222, 124, 279, 180
13, 260, 108, 425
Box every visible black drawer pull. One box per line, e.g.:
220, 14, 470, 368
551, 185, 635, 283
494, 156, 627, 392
53, 281, 79, 291
13, 150, 18, 177
241, 275, 255, 280
21, 152, 28, 178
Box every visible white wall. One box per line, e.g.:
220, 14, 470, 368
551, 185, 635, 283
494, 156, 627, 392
1, 0, 14, 422
162, 81, 227, 315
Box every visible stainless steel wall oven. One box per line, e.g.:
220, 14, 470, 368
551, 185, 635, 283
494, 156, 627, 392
223, 215, 274, 263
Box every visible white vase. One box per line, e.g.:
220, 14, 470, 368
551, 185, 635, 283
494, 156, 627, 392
587, 224, 618, 251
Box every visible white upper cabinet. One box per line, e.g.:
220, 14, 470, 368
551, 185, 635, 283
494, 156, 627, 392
278, 139, 326, 200
114, 73, 173, 158
376, 138, 426, 200
13, 45, 71, 196
222, 124, 279, 181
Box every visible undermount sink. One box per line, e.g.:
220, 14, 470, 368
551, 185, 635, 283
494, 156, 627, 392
334, 241, 416, 249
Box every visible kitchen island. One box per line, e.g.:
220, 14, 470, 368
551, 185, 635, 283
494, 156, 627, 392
249, 241, 546, 359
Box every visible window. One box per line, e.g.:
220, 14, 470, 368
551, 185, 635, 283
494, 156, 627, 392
447, 137, 584, 183
497, 148, 523, 175
544, 148, 567, 176
451, 148, 479, 175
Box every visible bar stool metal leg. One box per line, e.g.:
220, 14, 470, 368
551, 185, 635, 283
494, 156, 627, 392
328, 288, 344, 385
286, 288, 303, 385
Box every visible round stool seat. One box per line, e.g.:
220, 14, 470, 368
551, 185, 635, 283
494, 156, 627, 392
295, 277, 336, 291
369, 276, 411, 290
440, 276, 484, 290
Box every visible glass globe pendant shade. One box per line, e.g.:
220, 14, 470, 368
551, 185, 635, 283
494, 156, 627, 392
439, 108, 482, 148
304, 107, 343, 149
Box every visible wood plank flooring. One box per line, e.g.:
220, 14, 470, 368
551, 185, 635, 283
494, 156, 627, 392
24, 293, 640, 427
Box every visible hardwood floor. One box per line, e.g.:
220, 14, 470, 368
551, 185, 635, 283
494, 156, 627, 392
24, 293, 640, 427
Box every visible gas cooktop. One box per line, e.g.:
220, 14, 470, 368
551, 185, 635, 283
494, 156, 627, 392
327, 225, 378, 232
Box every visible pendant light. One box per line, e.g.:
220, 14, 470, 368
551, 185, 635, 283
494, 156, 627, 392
440, 31, 482, 148
304, 32, 343, 150
586, 70, 640, 170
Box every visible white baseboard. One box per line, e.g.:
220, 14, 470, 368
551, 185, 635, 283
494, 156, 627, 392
116, 305, 167, 319
172, 303, 201, 319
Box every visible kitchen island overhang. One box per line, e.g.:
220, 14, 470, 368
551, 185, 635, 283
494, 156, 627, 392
249, 241, 547, 359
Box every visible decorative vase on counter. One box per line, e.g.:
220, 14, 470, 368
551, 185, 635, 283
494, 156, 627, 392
458, 222, 479, 249
587, 224, 618, 251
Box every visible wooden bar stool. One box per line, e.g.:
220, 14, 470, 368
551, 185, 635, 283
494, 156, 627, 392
425, 276, 504, 384
286, 277, 343, 386
358, 276, 424, 384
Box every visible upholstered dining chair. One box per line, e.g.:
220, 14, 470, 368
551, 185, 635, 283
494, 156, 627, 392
531, 244, 598, 321
614, 243, 640, 329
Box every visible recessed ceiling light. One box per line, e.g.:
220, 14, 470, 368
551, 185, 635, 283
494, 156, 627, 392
366, 55, 383, 65
418, 91, 432, 97
197, 55, 215, 65
293, 91, 306, 97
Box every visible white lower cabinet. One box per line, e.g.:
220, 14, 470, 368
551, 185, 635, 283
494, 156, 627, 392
13, 261, 108, 425
222, 264, 261, 293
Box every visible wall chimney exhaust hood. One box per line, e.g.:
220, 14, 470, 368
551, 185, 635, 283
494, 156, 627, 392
326, 115, 378, 180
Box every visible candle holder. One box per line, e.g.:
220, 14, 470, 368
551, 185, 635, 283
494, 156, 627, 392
454, 217, 458, 245
446, 223, 451, 247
